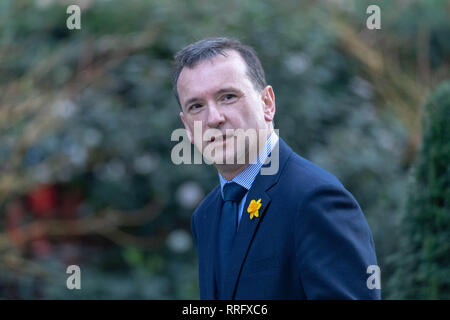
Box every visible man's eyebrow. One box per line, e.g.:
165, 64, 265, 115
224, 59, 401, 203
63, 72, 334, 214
215, 87, 241, 95
183, 88, 241, 109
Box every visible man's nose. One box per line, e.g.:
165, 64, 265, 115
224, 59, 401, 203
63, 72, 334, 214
206, 103, 225, 128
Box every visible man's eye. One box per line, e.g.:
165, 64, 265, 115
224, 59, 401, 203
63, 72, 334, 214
222, 94, 236, 101
189, 104, 202, 111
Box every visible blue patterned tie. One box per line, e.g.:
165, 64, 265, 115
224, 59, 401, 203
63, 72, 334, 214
216, 182, 247, 299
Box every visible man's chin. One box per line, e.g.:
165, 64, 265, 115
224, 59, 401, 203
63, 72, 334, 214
205, 154, 234, 166
206, 152, 250, 166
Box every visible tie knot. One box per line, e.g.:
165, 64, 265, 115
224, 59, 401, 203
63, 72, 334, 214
223, 182, 247, 202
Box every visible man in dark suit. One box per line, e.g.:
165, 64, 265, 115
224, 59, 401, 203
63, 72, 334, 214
173, 37, 381, 299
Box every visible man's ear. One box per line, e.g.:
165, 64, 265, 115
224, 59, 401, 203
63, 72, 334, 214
261, 85, 275, 122
180, 111, 193, 144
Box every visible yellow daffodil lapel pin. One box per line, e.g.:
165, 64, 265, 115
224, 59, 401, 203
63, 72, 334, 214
247, 199, 262, 220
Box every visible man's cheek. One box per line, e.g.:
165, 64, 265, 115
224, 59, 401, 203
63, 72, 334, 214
190, 121, 204, 145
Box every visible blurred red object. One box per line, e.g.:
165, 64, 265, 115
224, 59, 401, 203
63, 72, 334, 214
28, 184, 57, 218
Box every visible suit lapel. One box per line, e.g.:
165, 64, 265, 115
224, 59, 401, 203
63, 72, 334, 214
221, 182, 271, 299
221, 138, 292, 299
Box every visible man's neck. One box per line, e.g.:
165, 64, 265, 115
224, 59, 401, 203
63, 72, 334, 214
216, 163, 249, 181
215, 128, 273, 181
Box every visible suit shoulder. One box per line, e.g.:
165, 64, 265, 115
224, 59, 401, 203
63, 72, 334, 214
278, 150, 365, 220
280, 151, 345, 193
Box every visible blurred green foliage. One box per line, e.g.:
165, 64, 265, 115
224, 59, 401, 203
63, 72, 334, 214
0, 0, 449, 299
387, 81, 450, 299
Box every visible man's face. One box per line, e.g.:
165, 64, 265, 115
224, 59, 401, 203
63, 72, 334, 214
177, 50, 275, 166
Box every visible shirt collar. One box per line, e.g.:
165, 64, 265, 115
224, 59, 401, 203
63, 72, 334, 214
219, 130, 279, 197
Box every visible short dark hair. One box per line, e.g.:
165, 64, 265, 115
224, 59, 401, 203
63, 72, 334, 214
172, 37, 267, 107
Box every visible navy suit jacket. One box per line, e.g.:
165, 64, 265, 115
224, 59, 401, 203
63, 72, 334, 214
190, 138, 381, 299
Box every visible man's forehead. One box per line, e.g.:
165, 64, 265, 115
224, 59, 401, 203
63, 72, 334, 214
177, 50, 249, 93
